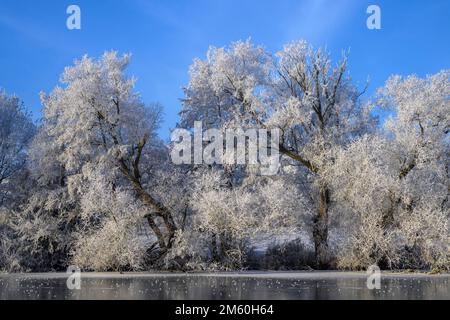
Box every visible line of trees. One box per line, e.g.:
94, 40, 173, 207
0, 40, 449, 272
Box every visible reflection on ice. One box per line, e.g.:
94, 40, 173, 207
0, 272, 449, 300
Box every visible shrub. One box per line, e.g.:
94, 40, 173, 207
260, 239, 315, 270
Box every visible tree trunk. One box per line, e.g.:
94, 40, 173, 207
313, 185, 330, 268
382, 193, 398, 230
123, 170, 178, 251
145, 214, 167, 251
211, 233, 219, 261
161, 213, 177, 249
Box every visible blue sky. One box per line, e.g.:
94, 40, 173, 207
0, 0, 449, 140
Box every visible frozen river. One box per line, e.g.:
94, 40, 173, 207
0, 272, 449, 300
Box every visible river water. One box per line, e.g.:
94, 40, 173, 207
0, 272, 448, 300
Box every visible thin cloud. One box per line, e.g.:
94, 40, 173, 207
0, 11, 70, 53
282, 0, 360, 45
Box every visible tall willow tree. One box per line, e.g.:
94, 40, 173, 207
34, 52, 178, 262
181, 40, 375, 266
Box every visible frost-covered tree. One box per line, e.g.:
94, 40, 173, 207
164, 168, 310, 270
39, 52, 180, 254
0, 90, 35, 207
0, 91, 34, 271
378, 71, 449, 229
11, 52, 185, 271
330, 71, 450, 270
2, 44, 448, 273
10, 113, 78, 271
269, 42, 375, 267
181, 40, 375, 266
